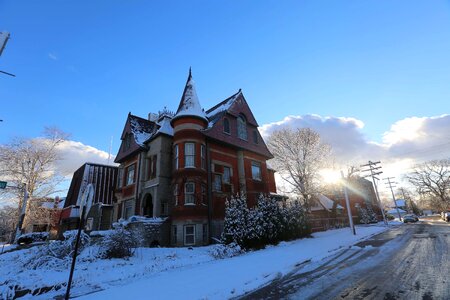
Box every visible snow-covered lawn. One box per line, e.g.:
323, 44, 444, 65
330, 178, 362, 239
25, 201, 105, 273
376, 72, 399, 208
0, 222, 400, 299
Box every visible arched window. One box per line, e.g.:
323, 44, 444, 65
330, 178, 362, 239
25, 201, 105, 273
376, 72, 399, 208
223, 118, 230, 134
237, 115, 247, 140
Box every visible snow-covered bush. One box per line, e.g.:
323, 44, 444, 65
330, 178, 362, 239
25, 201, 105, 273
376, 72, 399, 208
100, 227, 140, 259
209, 242, 243, 259
357, 205, 378, 224
279, 200, 310, 241
25, 230, 91, 270
222, 195, 310, 250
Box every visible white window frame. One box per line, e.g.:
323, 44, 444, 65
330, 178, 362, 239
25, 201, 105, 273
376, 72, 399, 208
185, 142, 195, 168
174, 144, 179, 170
185, 182, 195, 205
184, 225, 196, 246
251, 161, 262, 181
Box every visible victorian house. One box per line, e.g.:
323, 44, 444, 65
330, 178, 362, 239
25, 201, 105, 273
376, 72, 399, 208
113, 70, 277, 246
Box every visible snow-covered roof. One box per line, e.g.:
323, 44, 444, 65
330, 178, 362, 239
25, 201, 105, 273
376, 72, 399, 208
387, 208, 407, 214
156, 115, 174, 136
173, 70, 207, 122
318, 195, 344, 210
205, 90, 242, 128
311, 195, 343, 211
129, 116, 157, 146
41, 197, 66, 209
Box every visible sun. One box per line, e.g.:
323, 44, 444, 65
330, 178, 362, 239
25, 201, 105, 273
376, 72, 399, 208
320, 169, 341, 184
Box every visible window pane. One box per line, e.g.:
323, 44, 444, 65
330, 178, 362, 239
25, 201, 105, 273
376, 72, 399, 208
224, 118, 230, 134
214, 174, 222, 191
185, 143, 195, 167
223, 167, 231, 183
251, 162, 261, 180
185, 143, 195, 155
126, 165, 135, 185
238, 116, 247, 140
185, 183, 194, 193
186, 226, 194, 234
185, 156, 194, 167
174, 145, 179, 169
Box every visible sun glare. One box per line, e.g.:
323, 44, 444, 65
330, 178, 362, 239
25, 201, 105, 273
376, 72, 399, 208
321, 169, 341, 184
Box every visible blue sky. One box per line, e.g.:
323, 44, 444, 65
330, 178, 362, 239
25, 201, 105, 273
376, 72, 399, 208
1, 0, 450, 155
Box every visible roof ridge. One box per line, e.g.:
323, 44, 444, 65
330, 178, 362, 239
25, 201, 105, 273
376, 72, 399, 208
206, 89, 242, 114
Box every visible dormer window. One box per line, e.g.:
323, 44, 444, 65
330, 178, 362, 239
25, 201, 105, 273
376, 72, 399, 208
223, 118, 230, 134
237, 115, 247, 140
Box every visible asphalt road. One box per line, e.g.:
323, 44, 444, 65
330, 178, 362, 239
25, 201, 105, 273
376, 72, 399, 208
239, 217, 450, 300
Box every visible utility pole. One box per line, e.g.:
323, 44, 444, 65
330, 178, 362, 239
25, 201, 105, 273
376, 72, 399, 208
360, 161, 388, 225
14, 183, 28, 242
384, 177, 402, 221
341, 171, 356, 235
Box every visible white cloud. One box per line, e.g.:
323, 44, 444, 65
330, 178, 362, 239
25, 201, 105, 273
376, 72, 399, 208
48, 52, 58, 60
55, 140, 117, 177
260, 114, 450, 193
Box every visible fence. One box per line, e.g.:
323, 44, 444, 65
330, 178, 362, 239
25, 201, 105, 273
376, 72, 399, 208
308, 216, 359, 233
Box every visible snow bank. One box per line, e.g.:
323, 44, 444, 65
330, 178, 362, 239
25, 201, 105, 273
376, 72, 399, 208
0, 222, 399, 299
80, 223, 396, 300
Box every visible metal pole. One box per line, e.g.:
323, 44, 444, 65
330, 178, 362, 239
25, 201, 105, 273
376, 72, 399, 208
341, 171, 356, 235
65, 213, 84, 300
386, 178, 402, 221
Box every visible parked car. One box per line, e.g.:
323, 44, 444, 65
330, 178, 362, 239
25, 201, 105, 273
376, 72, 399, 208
443, 211, 450, 222
16, 232, 48, 245
403, 214, 419, 223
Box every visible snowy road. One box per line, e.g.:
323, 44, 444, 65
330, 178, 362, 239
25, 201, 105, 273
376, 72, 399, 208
240, 216, 450, 300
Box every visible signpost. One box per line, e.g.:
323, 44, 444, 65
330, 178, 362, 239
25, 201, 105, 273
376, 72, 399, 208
0, 181, 7, 189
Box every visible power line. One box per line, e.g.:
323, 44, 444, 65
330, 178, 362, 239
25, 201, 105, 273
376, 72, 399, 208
360, 161, 388, 225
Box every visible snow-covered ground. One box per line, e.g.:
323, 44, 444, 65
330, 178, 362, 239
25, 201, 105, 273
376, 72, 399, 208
0, 222, 400, 299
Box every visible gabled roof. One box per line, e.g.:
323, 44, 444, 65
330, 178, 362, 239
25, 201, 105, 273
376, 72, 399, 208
129, 114, 157, 146
115, 113, 158, 163
172, 69, 207, 123
205, 90, 258, 128
203, 90, 273, 158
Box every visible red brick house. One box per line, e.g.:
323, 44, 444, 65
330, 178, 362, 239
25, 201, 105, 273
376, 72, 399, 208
326, 176, 383, 223
113, 70, 277, 246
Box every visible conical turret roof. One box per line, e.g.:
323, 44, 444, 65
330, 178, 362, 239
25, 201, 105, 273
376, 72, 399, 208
172, 69, 207, 123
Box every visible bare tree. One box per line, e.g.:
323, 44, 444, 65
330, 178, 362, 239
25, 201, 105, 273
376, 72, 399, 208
0, 205, 17, 242
267, 127, 332, 209
0, 127, 69, 232
405, 159, 450, 211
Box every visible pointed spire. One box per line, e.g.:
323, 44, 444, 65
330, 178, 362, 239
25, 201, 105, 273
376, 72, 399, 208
173, 68, 207, 123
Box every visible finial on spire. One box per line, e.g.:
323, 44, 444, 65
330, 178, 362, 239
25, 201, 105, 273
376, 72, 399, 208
188, 67, 192, 79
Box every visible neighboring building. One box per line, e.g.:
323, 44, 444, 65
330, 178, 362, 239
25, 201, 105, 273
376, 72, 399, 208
23, 197, 65, 236
61, 163, 118, 232
113, 70, 277, 246
326, 176, 383, 222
